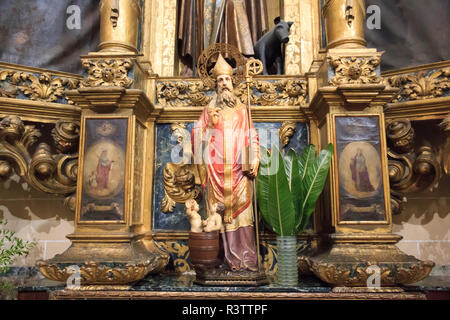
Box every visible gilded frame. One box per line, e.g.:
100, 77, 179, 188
76, 114, 132, 225
330, 113, 391, 226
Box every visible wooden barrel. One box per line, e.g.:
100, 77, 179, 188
189, 231, 219, 267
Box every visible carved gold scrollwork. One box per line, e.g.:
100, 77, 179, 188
235, 79, 308, 106
0, 116, 79, 209
388, 67, 450, 102
156, 81, 212, 107
155, 241, 192, 273
161, 122, 204, 212
37, 260, 155, 286
81, 58, 133, 88
329, 56, 382, 86
278, 121, 297, 147
156, 78, 307, 107
0, 69, 80, 103
386, 119, 441, 214
309, 260, 434, 287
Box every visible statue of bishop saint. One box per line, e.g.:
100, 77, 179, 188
191, 54, 260, 272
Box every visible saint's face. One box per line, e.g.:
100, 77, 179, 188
216, 75, 233, 93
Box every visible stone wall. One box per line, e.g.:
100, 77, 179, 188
394, 176, 450, 275
0, 174, 73, 268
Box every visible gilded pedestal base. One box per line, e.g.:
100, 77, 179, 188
37, 236, 169, 289
306, 234, 435, 289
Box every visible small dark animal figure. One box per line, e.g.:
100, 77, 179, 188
254, 17, 293, 75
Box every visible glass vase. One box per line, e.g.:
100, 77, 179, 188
276, 235, 298, 287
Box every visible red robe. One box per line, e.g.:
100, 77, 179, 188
191, 102, 259, 220
191, 101, 260, 271
96, 159, 113, 189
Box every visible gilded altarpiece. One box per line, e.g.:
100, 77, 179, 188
0, 0, 446, 297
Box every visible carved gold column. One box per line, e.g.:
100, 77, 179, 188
305, 2, 434, 292
322, 0, 366, 49
98, 0, 141, 53
36, 1, 169, 290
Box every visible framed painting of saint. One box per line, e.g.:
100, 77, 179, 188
77, 117, 129, 223
333, 115, 390, 224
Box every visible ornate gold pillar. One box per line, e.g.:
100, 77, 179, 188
36, 1, 169, 289
306, 0, 434, 291
98, 0, 141, 53
322, 0, 366, 49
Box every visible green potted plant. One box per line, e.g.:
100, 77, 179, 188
256, 144, 333, 286
0, 219, 35, 299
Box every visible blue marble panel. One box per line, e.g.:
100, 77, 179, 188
152, 122, 309, 232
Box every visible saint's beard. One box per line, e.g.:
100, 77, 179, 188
217, 88, 237, 108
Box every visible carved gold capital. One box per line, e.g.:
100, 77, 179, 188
81, 57, 134, 88
329, 55, 382, 86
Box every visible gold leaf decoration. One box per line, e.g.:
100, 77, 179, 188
156, 81, 212, 107
156, 78, 307, 107
81, 58, 133, 88
0, 69, 80, 103
388, 67, 450, 102
278, 121, 297, 147
329, 56, 382, 85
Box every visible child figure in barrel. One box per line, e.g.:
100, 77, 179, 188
203, 202, 224, 233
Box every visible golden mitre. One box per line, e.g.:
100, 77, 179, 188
212, 54, 233, 78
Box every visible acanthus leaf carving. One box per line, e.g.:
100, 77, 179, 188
156, 78, 307, 107
388, 67, 450, 102
0, 69, 80, 103
156, 81, 212, 107
81, 58, 134, 88
329, 56, 382, 86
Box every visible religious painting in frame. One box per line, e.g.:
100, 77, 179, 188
77, 117, 129, 223
333, 115, 389, 224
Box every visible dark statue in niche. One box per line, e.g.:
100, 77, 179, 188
254, 17, 293, 75
177, 0, 269, 75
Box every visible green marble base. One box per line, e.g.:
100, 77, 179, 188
15, 273, 450, 300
